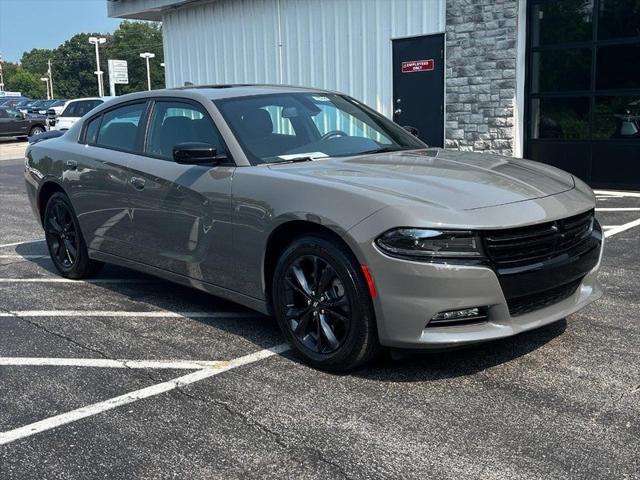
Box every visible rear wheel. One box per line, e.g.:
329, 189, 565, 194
272, 235, 379, 371
44, 192, 102, 279
29, 125, 45, 137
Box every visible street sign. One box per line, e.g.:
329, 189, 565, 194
108, 59, 128, 85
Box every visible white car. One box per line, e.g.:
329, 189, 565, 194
48, 97, 111, 131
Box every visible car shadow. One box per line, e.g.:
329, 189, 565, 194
15, 246, 567, 380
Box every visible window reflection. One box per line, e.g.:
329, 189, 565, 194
531, 49, 592, 93
531, 97, 590, 140
530, 0, 593, 46
598, 0, 640, 40
596, 44, 640, 90
593, 96, 640, 139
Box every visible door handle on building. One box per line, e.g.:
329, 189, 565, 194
394, 108, 402, 116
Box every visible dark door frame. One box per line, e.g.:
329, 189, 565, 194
391, 32, 446, 148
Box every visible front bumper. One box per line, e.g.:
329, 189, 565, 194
351, 217, 604, 350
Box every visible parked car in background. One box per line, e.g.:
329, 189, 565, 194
0, 97, 31, 108
23, 85, 604, 371
29, 99, 65, 116
49, 97, 110, 130
19, 100, 46, 114
0, 106, 46, 139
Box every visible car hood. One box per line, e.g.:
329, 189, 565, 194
268, 149, 575, 211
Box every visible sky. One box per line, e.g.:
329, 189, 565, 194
0, 0, 122, 62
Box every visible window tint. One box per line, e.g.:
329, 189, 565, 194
62, 100, 103, 118
530, 97, 590, 140
530, 0, 593, 47
531, 49, 592, 93
598, 0, 640, 40
596, 44, 640, 90
0, 109, 8, 119
96, 103, 146, 152
85, 116, 101, 144
146, 101, 224, 159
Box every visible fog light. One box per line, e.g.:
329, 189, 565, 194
428, 307, 488, 327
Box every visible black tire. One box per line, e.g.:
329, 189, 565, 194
43, 192, 102, 279
272, 234, 380, 371
29, 125, 45, 137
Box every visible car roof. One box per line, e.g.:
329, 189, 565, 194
171, 84, 333, 99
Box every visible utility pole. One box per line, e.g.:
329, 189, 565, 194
0, 53, 4, 93
89, 37, 107, 96
139, 52, 155, 91
47, 59, 54, 98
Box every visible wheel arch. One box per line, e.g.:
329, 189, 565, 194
262, 220, 364, 310
37, 180, 66, 226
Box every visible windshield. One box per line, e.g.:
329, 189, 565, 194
214, 93, 425, 165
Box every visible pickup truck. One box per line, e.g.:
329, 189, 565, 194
0, 107, 47, 139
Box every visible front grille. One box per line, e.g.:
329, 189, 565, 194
507, 278, 582, 316
483, 210, 594, 269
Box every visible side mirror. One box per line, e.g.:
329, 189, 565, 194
173, 142, 222, 165
403, 125, 419, 137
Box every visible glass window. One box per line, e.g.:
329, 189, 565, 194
63, 100, 102, 118
530, 97, 590, 139
0, 109, 8, 119
593, 96, 640, 139
530, 0, 593, 46
596, 44, 640, 90
96, 102, 146, 152
215, 93, 423, 165
85, 116, 101, 144
530, 48, 592, 93
598, 0, 640, 40
145, 101, 224, 159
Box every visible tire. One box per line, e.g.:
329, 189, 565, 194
272, 234, 380, 371
29, 125, 45, 137
43, 192, 102, 279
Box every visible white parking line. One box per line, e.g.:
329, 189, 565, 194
604, 218, 640, 238
0, 255, 48, 259
0, 343, 290, 446
0, 357, 229, 370
596, 208, 640, 212
0, 239, 44, 249
0, 310, 264, 319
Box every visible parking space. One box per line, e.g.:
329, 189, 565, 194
0, 151, 638, 479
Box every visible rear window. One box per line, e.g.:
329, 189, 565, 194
95, 103, 146, 152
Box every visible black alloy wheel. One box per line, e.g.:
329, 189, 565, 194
273, 235, 380, 371
43, 192, 102, 278
283, 255, 352, 354
45, 199, 78, 269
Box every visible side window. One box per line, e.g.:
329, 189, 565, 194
263, 106, 294, 135
96, 103, 146, 152
85, 116, 101, 144
145, 101, 225, 160
61, 102, 77, 118
0, 109, 8, 119
312, 103, 392, 144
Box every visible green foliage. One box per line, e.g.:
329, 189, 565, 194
2, 21, 164, 100
4, 65, 47, 98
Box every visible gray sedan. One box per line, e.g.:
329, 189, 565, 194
24, 85, 603, 370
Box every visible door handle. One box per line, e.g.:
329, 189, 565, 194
394, 108, 402, 116
66, 160, 77, 170
130, 177, 146, 190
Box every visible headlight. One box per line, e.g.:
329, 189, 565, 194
375, 228, 484, 259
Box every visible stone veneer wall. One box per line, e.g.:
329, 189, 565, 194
445, 0, 519, 156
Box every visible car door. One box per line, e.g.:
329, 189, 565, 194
0, 109, 11, 135
68, 101, 149, 256
125, 98, 235, 285
0, 108, 29, 135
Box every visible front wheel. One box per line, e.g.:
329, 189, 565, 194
272, 235, 379, 371
29, 125, 45, 137
44, 192, 102, 279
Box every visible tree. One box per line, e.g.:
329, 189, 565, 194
4, 66, 47, 98
21, 48, 54, 78
50, 32, 113, 99
106, 21, 164, 94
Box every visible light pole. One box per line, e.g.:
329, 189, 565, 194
40, 77, 51, 100
89, 37, 107, 96
139, 52, 155, 91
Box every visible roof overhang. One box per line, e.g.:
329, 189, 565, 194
106, 0, 211, 21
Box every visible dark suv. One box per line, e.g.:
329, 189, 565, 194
0, 107, 47, 139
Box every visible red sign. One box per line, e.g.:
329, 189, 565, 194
401, 59, 434, 73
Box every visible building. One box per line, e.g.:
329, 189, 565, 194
108, 0, 640, 189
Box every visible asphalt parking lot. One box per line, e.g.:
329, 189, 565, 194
0, 140, 638, 479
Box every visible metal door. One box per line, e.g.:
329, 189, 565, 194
392, 34, 445, 147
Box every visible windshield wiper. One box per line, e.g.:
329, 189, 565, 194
266, 156, 316, 165
357, 146, 407, 155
